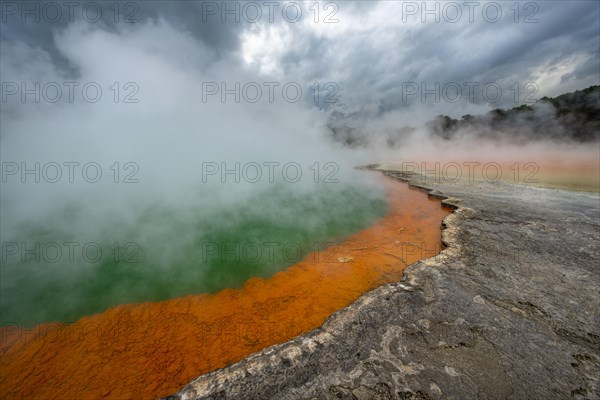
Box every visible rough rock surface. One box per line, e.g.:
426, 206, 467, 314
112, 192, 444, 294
165, 169, 600, 400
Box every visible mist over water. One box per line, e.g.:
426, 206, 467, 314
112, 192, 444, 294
0, 20, 388, 326
1, 181, 387, 326
1, 2, 598, 330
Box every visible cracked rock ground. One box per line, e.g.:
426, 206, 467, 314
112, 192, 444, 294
166, 169, 600, 400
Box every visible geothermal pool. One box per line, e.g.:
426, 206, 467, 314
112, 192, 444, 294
0, 174, 450, 399
1, 178, 388, 326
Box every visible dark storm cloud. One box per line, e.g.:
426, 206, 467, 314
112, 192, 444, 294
1, 0, 598, 118
0, 0, 244, 76
331, 2, 598, 112
244, 1, 598, 124
137, 2, 243, 53
562, 53, 600, 82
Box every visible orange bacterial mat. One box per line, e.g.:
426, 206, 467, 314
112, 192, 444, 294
0, 175, 450, 399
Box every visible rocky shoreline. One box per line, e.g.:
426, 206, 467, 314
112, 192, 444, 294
166, 169, 600, 400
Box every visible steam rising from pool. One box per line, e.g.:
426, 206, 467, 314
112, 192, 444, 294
0, 21, 386, 326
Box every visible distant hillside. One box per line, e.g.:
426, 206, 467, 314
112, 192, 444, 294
426, 86, 600, 143
327, 86, 600, 147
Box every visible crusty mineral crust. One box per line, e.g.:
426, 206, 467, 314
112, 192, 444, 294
166, 169, 600, 400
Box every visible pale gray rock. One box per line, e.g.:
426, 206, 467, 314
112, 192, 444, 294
165, 169, 600, 400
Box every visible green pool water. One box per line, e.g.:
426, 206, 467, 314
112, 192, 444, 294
1, 182, 387, 326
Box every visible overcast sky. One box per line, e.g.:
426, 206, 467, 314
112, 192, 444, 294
2, 1, 599, 121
